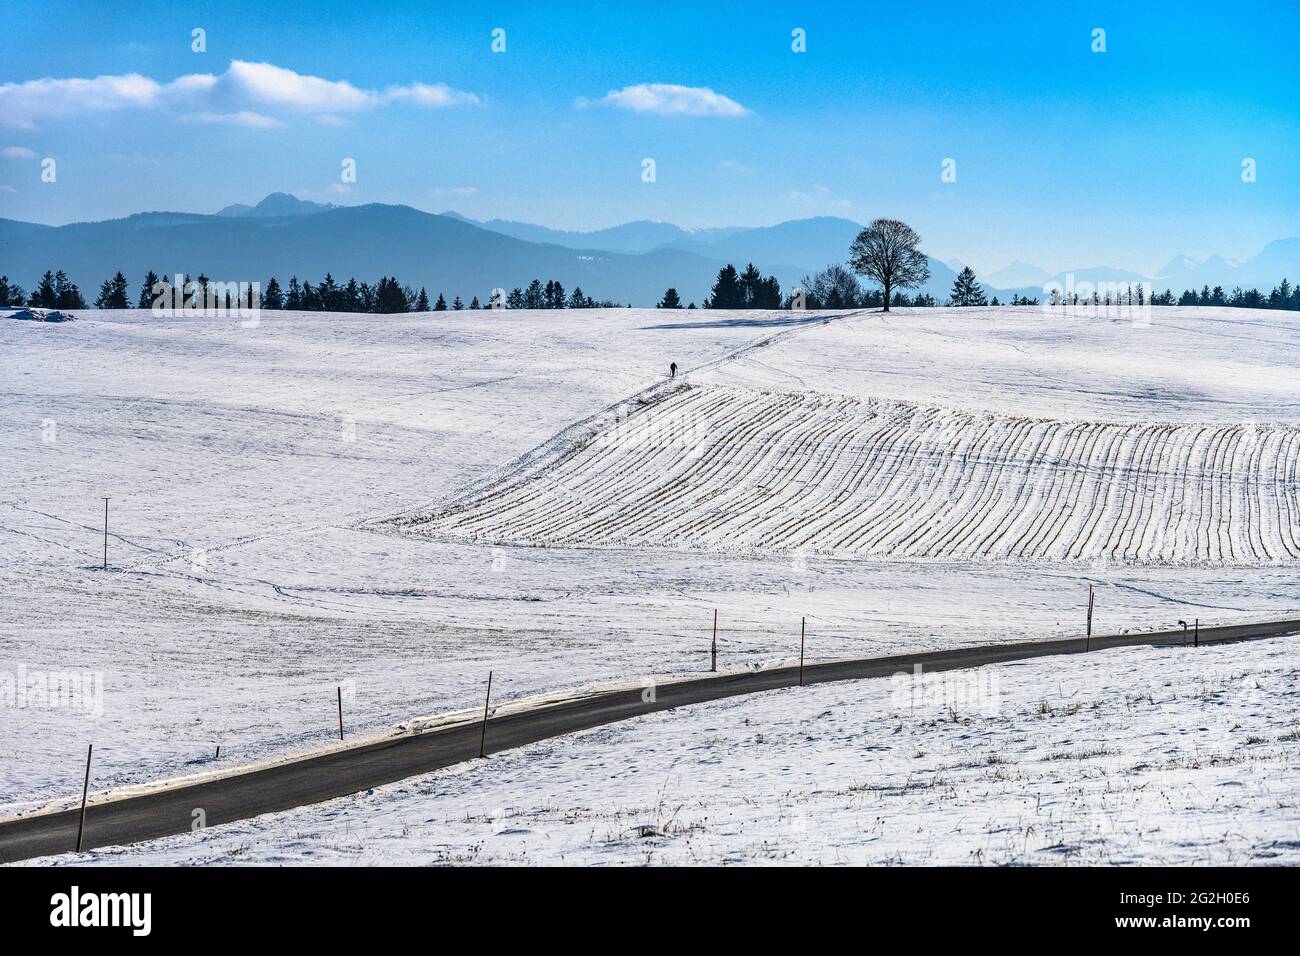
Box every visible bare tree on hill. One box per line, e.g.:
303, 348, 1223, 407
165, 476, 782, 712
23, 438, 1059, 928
848, 218, 930, 312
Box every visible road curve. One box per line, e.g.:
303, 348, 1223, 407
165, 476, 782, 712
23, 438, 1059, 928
3, 618, 1298, 863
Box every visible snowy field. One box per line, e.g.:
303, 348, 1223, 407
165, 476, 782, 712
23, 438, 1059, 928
414, 384, 1300, 563
26, 634, 1300, 866
3, 304, 1299, 863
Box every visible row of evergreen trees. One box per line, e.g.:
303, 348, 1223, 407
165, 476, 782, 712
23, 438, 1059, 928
1174, 281, 1298, 310
267, 274, 624, 312
497, 279, 620, 310
701, 262, 784, 308
1, 264, 779, 313
4, 267, 1299, 314
0, 271, 89, 309
946, 266, 1300, 311
264, 274, 420, 313
0, 270, 626, 313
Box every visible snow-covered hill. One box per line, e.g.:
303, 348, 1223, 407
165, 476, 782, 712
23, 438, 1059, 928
414, 385, 1300, 565
3, 304, 1298, 862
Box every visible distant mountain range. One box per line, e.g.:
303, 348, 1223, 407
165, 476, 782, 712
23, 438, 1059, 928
985, 260, 1053, 288
1, 193, 1296, 307
985, 245, 1300, 297
215, 194, 338, 219
443, 211, 865, 276
1149, 242, 1300, 291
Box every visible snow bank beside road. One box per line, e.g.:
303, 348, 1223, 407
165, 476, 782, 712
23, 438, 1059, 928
34, 634, 1300, 866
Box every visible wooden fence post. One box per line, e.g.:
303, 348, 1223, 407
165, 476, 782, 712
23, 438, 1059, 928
479, 671, 494, 758
76, 743, 93, 853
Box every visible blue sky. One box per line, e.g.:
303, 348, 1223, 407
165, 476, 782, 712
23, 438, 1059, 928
1, 0, 1297, 275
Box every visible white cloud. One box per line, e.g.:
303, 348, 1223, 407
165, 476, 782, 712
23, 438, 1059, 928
167, 73, 219, 98
0, 73, 163, 128
1, 145, 37, 159
431, 185, 478, 198
185, 111, 284, 129
385, 83, 481, 108
215, 60, 374, 112
590, 83, 749, 117
0, 61, 482, 128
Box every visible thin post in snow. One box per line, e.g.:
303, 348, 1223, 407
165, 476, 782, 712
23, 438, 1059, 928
1194, 618, 1199, 648
337, 686, 345, 741
76, 743, 92, 853
799, 617, 806, 687
479, 670, 493, 758
1085, 585, 1094, 651
711, 609, 718, 673
214, 745, 221, 761
101, 497, 110, 570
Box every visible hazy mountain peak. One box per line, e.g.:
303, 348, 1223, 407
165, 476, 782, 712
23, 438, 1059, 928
1258, 237, 1300, 253
985, 260, 1052, 288
1201, 252, 1242, 270
217, 193, 336, 218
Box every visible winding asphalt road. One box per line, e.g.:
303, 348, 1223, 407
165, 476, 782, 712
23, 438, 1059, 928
3, 618, 1298, 863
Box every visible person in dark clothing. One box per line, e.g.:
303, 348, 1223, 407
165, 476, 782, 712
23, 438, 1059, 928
670, 362, 677, 378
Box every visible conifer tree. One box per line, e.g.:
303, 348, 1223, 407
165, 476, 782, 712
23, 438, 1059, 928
657, 287, 683, 308
949, 266, 987, 306
137, 271, 161, 309
341, 278, 361, 311
317, 273, 341, 311
52, 271, 87, 309
263, 277, 284, 310
738, 263, 765, 305
705, 264, 743, 308
523, 279, 545, 309
374, 276, 411, 313
301, 281, 321, 311
94, 271, 130, 309
30, 271, 57, 308
0, 275, 25, 307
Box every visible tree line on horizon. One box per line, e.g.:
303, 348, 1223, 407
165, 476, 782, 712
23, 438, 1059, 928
3, 240, 1299, 313
0, 270, 632, 313
655, 260, 942, 310
940, 264, 1300, 311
